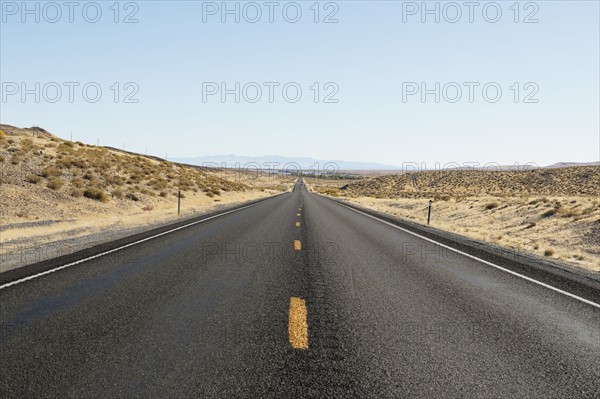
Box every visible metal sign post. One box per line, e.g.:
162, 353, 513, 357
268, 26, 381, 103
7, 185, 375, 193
427, 200, 432, 225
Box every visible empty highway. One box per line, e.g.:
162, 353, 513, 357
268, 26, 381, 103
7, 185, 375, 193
1, 180, 599, 398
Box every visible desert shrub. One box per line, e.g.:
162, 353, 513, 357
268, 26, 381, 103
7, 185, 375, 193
0, 155, 4, 163
580, 207, 595, 216
484, 202, 499, 210
128, 174, 143, 184
205, 191, 214, 198
84, 188, 109, 203
142, 204, 154, 211
126, 193, 140, 201
140, 188, 156, 197
159, 191, 168, 197
26, 174, 41, 184
20, 138, 35, 152
58, 142, 74, 151
150, 178, 168, 190
107, 175, 125, 186
557, 207, 578, 218
11, 155, 22, 165
47, 177, 63, 190
178, 179, 194, 190
434, 194, 451, 201
89, 157, 110, 169
8, 147, 27, 157
71, 178, 85, 189
57, 156, 86, 169
70, 189, 83, 198
0, 129, 5, 139
41, 165, 62, 178
544, 249, 555, 257
111, 189, 124, 199
541, 208, 557, 218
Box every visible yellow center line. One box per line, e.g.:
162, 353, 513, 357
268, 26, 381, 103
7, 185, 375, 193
294, 240, 302, 251
296, 213, 301, 217
288, 297, 308, 349
295, 222, 301, 227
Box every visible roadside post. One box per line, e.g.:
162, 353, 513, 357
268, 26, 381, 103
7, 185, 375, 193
178, 190, 181, 217
427, 200, 432, 225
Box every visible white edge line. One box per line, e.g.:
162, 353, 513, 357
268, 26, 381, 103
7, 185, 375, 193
0, 198, 276, 290
332, 200, 600, 309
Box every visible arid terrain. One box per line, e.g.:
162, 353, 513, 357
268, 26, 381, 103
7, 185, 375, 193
0, 125, 293, 271
308, 166, 600, 272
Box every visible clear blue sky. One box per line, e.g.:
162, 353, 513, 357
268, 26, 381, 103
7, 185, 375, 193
1, 1, 599, 167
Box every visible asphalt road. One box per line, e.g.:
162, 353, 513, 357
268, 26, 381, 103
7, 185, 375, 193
1, 180, 599, 398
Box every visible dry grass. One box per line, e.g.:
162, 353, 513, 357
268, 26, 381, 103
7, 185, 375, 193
333, 167, 600, 198
83, 188, 110, 203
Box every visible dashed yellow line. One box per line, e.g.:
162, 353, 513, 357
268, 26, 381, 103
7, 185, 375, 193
296, 213, 301, 217
294, 240, 302, 251
295, 222, 301, 227
289, 297, 308, 349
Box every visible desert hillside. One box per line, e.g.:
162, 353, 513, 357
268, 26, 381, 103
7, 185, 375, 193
310, 167, 600, 272
337, 167, 600, 198
0, 124, 291, 271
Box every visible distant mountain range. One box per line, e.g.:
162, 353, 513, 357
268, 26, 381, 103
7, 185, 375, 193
545, 162, 600, 168
171, 154, 599, 171
171, 155, 402, 171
